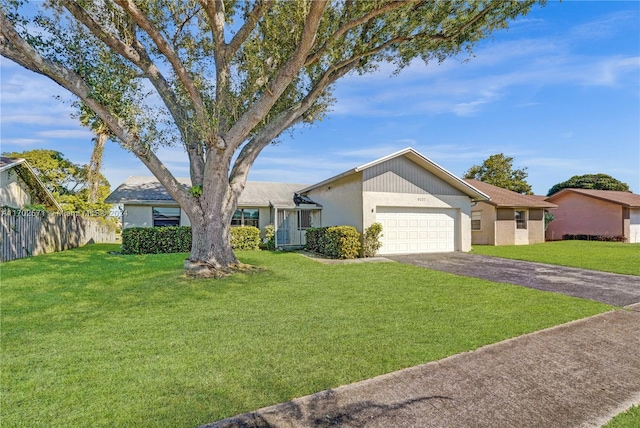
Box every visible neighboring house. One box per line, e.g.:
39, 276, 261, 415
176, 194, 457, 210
545, 188, 640, 243
0, 157, 62, 212
463, 179, 557, 246
106, 148, 489, 253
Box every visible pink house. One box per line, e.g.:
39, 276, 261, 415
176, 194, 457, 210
545, 189, 640, 243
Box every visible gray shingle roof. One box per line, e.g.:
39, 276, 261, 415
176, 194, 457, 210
105, 176, 311, 208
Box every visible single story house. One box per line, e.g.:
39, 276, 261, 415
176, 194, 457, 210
463, 179, 557, 246
545, 188, 640, 243
106, 148, 490, 254
0, 157, 62, 212
105, 177, 321, 247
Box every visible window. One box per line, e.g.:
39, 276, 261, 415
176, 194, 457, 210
298, 210, 312, 230
153, 207, 180, 227
231, 209, 259, 227
515, 210, 527, 229
471, 211, 481, 230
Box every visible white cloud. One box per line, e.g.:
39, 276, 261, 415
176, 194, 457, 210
36, 129, 93, 139
0, 138, 44, 147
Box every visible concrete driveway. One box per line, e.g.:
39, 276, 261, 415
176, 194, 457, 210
386, 252, 640, 307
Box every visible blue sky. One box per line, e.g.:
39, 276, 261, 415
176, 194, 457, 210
1, 1, 639, 195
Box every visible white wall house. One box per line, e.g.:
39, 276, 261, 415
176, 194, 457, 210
299, 148, 488, 254
106, 148, 490, 254
0, 157, 62, 212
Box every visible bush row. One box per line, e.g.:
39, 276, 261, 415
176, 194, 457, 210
121, 226, 261, 254
562, 234, 626, 242
305, 226, 362, 259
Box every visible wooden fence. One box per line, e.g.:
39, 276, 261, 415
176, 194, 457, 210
1, 210, 117, 262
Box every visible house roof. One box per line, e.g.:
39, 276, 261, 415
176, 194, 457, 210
464, 179, 558, 209
546, 188, 640, 208
298, 147, 490, 201
0, 157, 62, 212
0, 156, 26, 171
105, 176, 313, 208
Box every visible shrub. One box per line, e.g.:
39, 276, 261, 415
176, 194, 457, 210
230, 226, 261, 250
562, 234, 626, 242
263, 224, 276, 251
305, 225, 361, 259
122, 226, 191, 254
362, 222, 383, 257
122, 225, 262, 254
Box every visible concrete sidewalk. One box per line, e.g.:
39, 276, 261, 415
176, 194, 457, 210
204, 304, 640, 428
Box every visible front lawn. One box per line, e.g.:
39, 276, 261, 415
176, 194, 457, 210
472, 241, 640, 276
1, 244, 611, 427
603, 405, 640, 428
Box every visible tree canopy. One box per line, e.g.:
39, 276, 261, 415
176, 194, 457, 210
2, 149, 111, 213
1, 0, 542, 275
547, 174, 631, 196
464, 153, 532, 194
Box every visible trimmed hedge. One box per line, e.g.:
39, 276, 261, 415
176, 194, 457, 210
305, 226, 361, 259
122, 226, 191, 254
562, 234, 626, 242
230, 226, 261, 250
122, 226, 262, 254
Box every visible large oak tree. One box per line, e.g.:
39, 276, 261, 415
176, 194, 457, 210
1, 0, 541, 276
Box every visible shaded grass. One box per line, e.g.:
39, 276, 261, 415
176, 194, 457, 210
1, 244, 612, 427
603, 405, 640, 428
472, 241, 640, 276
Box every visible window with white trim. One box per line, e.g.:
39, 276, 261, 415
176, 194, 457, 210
231, 209, 259, 227
471, 211, 481, 231
298, 210, 312, 230
153, 207, 180, 227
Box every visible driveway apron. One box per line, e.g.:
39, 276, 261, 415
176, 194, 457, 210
385, 252, 640, 307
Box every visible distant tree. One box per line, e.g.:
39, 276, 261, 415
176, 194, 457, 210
464, 153, 532, 194
547, 174, 630, 196
2, 149, 111, 212
78, 105, 113, 203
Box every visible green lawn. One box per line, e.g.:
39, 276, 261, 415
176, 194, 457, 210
472, 241, 640, 276
1, 244, 612, 427
603, 405, 640, 428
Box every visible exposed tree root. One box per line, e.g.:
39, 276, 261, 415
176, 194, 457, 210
183, 259, 263, 279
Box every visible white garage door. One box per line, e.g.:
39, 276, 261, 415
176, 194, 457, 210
630, 209, 640, 243
376, 207, 457, 254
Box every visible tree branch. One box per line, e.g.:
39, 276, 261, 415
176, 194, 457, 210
114, 0, 209, 128
226, 0, 272, 58
225, 0, 328, 153
61, 1, 205, 184
305, 1, 406, 67
0, 9, 193, 209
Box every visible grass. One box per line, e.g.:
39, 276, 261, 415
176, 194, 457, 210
603, 405, 640, 428
471, 240, 640, 276
1, 244, 612, 427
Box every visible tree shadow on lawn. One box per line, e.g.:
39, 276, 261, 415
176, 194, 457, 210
203, 389, 452, 427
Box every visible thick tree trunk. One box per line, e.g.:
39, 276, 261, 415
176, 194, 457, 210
184, 214, 240, 278
181, 177, 251, 278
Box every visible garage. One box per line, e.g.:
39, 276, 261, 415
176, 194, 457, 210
376, 206, 457, 254
630, 209, 640, 243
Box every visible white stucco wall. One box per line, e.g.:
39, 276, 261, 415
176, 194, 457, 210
305, 173, 364, 230
123, 204, 154, 228
0, 169, 31, 208
629, 208, 640, 243
363, 192, 473, 252
122, 203, 271, 236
